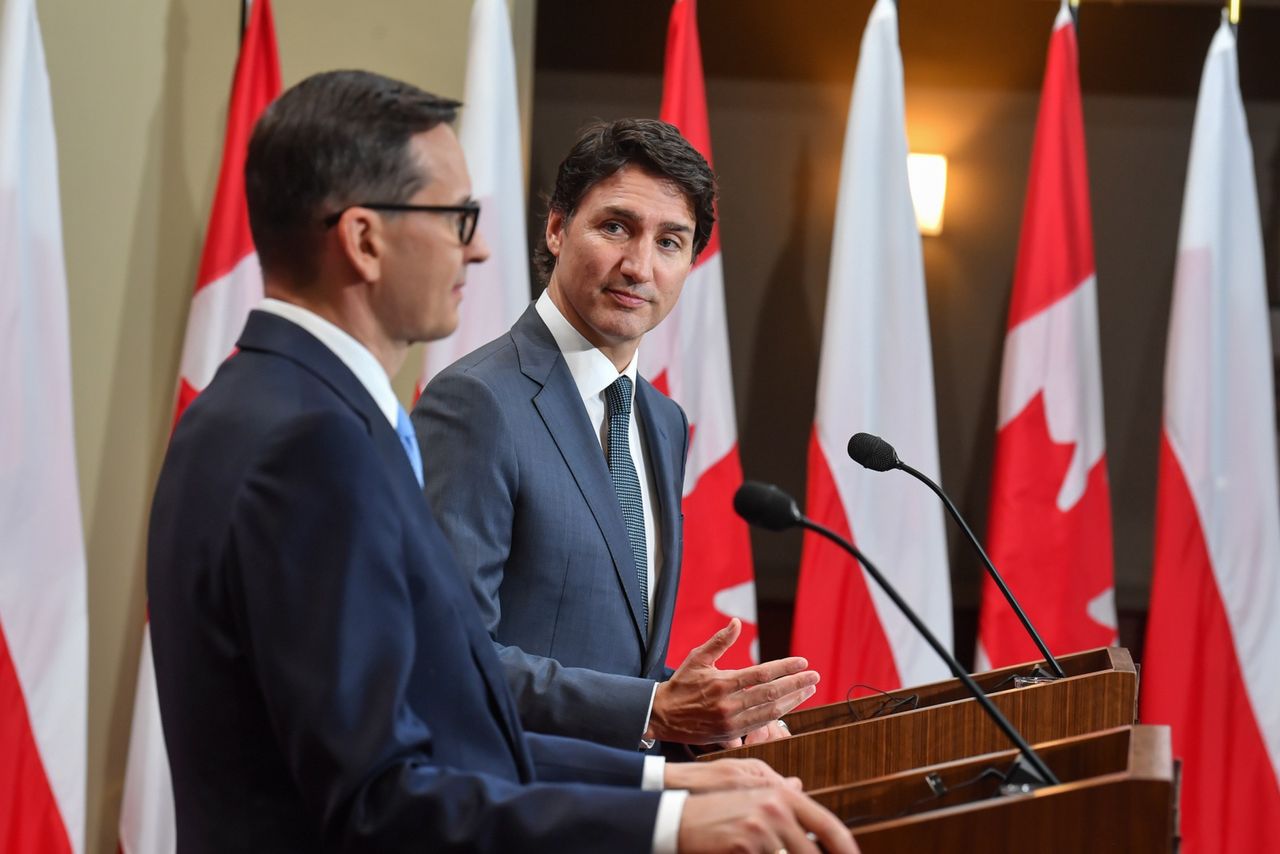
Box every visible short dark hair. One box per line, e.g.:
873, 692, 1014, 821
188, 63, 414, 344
245, 70, 460, 282
534, 118, 717, 285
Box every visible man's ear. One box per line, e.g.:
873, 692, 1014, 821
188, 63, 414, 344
332, 207, 384, 282
545, 208, 566, 259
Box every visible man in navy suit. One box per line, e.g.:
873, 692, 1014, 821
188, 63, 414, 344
147, 70, 854, 853
415, 120, 818, 752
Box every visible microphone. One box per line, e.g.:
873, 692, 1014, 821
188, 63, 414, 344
734, 481, 1058, 786
847, 432, 1066, 680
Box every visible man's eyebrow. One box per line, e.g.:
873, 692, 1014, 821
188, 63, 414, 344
600, 204, 692, 234
596, 203, 691, 234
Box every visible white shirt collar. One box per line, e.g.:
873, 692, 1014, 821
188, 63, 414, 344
535, 289, 639, 402
257, 298, 400, 428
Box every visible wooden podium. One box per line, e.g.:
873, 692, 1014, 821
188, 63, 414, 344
819, 725, 1177, 852
704, 647, 1139, 789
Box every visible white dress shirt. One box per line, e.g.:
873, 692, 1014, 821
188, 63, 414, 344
257, 298, 686, 853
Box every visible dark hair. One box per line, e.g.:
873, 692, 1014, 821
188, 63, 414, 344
533, 118, 717, 285
245, 70, 460, 282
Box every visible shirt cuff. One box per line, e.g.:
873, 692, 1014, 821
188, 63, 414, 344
639, 680, 659, 750
641, 755, 665, 791
651, 789, 689, 854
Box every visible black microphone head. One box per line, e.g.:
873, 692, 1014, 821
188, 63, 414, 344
848, 432, 900, 472
733, 481, 803, 531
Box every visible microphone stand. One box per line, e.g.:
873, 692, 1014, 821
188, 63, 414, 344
799, 515, 1061, 786
893, 459, 1066, 679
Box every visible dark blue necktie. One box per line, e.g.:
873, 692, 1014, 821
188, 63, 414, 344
605, 376, 648, 634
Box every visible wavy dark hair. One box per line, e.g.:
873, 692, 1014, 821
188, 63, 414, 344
245, 69, 460, 283
534, 118, 718, 285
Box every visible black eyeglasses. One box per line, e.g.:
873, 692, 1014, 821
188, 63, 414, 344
323, 201, 481, 245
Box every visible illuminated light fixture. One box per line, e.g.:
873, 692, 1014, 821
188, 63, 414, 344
907, 153, 947, 236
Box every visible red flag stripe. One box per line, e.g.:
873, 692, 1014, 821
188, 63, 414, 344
0, 630, 72, 854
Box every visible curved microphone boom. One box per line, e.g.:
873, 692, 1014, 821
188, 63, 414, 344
733, 481, 1060, 786
846, 433, 1066, 680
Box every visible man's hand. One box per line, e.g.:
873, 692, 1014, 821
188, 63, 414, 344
743, 718, 793, 746
678, 788, 858, 854
664, 757, 801, 793
646, 618, 819, 744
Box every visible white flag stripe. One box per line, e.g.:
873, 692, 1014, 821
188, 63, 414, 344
419, 0, 528, 388
177, 252, 264, 388
0, 0, 87, 849
996, 274, 1106, 511
817, 0, 950, 685
119, 629, 175, 854
1165, 19, 1280, 776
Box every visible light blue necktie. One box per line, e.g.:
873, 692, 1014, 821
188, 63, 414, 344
395, 405, 424, 488
605, 376, 648, 634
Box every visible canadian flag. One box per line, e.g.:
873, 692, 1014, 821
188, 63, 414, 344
648, 0, 758, 667
975, 0, 1117, 669
791, 0, 951, 703
418, 0, 529, 393
118, 3, 280, 852
0, 0, 87, 850
1141, 15, 1280, 852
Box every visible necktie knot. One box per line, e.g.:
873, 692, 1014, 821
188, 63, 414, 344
606, 375, 633, 420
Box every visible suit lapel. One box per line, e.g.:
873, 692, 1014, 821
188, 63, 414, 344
512, 307, 648, 647
635, 380, 684, 674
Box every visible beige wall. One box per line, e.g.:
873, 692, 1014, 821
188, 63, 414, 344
37, 1, 534, 850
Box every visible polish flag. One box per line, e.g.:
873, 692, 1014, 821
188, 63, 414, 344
418, 0, 529, 393
975, 1, 1117, 669
118, 3, 280, 852
0, 0, 87, 850
647, 0, 758, 667
1141, 16, 1280, 852
791, 0, 951, 702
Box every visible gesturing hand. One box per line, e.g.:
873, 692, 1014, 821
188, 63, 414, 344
645, 618, 819, 744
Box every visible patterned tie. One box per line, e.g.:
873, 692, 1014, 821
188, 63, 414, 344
605, 376, 649, 634
395, 405, 424, 488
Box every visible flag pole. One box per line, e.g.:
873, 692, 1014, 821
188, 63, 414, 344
241, 0, 250, 41
1228, 0, 1241, 26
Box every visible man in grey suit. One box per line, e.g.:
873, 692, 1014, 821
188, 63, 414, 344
414, 119, 819, 751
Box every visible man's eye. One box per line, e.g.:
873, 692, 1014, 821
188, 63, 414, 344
658, 237, 683, 251
602, 221, 625, 234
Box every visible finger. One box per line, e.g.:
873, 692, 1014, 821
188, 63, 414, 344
723, 686, 818, 739
790, 792, 857, 854
735, 672, 820, 713
730, 655, 812, 691
685, 618, 741, 668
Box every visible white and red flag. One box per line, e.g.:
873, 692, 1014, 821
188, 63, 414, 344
975, 1, 1117, 669
0, 0, 87, 850
647, 0, 758, 667
418, 0, 529, 393
1141, 15, 1280, 851
118, 3, 280, 852
790, 0, 951, 702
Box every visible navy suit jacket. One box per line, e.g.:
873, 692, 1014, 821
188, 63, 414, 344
147, 310, 660, 853
413, 305, 688, 749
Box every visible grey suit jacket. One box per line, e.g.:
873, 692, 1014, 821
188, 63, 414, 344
413, 305, 688, 749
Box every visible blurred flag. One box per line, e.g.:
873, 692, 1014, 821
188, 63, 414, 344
648, 0, 759, 667
1141, 15, 1280, 852
976, 0, 1117, 669
418, 0, 529, 393
791, 0, 951, 703
0, 1, 87, 850
118, 3, 280, 852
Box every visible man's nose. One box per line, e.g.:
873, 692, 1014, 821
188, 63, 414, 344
466, 228, 491, 264
618, 240, 653, 282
